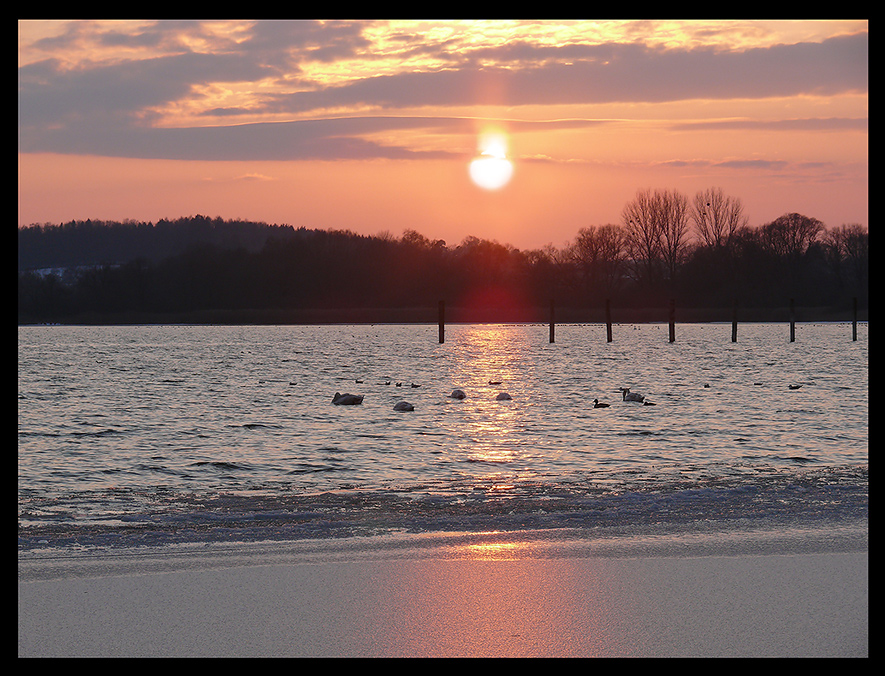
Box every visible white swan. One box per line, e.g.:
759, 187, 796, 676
620, 387, 644, 402
449, 389, 467, 399
593, 398, 610, 408
332, 392, 364, 405
495, 392, 512, 401
621, 387, 655, 405
393, 401, 414, 411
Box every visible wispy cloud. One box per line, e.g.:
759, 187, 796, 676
670, 117, 867, 132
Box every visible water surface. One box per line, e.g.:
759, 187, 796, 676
18, 322, 867, 552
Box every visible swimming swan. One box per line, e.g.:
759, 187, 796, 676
620, 387, 644, 402
621, 388, 655, 405
593, 399, 610, 408
449, 389, 467, 399
393, 401, 414, 411
332, 392, 364, 405
495, 392, 512, 401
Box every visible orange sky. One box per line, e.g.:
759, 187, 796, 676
18, 20, 867, 250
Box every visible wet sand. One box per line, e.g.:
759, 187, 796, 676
18, 536, 868, 658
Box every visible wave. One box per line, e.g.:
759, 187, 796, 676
191, 460, 249, 471
18, 464, 867, 553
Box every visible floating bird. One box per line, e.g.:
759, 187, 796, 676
593, 399, 610, 408
393, 401, 414, 411
621, 388, 655, 405
788, 384, 802, 390
332, 392, 364, 405
620, 387, 646, 402
488, 380, 502, 385
449, 389, 467, 399
495, 392, 512, 401
411, 383, 421, 388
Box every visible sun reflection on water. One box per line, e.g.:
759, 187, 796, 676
459, 539, 525, 560
442, 325, 543, 493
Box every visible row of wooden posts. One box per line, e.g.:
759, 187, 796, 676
437, 298, 863, 344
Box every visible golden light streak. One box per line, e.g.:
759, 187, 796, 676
459, 540, 525, 560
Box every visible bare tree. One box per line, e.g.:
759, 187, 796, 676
621, 189, 663, 287
622, 188, 689, 290
761, 212, 824, 259
658, 190, 691, 286
760, 212, 825, 296
692, 187, 748, 250
569, 224, 626, 299
824, 223, 868, 295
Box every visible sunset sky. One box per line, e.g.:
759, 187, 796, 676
18, 20, 868, 251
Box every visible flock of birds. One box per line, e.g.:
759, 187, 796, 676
331, 383, 658, 411
331, 380, 807, 412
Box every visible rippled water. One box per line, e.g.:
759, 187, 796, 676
18, 322, 867, 551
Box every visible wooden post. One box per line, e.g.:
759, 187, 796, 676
605, 299, 613, 343
789, 298, 796, 342
853, 297, 858, 341
731, 300, 738, 342
438, 300, 445, 344
549, 299, 555, 343
668, 299, 676, 343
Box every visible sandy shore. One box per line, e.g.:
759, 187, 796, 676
18, 530, 868, 658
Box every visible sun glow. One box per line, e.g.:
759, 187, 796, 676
469, 131, 513, 190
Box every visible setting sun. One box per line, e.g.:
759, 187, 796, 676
469, 131, 513, 190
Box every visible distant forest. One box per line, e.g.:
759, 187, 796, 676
18, 193, 868, 324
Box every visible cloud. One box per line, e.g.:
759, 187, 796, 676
19, 108, 609, 161
18, 51, 275, 127
254, 32, 867, 114
669, 117, 867, 132
18, 116, 454, 161
18, 22, 867, 162
203, 173, 279, 183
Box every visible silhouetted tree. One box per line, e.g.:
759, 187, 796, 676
760, 212, 825, 298
691, 187, 748, 250
622, 188, 690, 298
17, 211, 868, 323
567, 224, 626, 303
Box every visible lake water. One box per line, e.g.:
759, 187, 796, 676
18, 322, 868, 556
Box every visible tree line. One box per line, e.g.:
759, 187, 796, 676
18, 189, 868, 324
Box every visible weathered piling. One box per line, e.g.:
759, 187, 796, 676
731, 300, 738, 342
438, 300, 445, 344
668, 299, 676, 343
790, 298, 796, 342
605, 299, 613, 342
853, 297, 858, 341
549, 299, 555, 343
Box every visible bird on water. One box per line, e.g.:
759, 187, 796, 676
332, 392, 364, 405
621, 388, 656, 405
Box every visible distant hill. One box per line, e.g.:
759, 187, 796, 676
17, 214, 867, 325
18, 216, 299, 271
